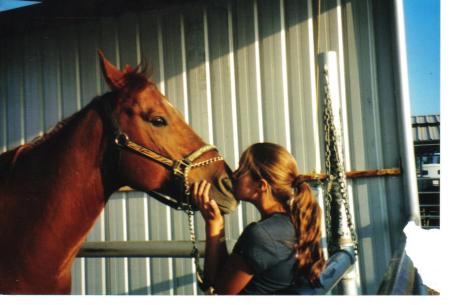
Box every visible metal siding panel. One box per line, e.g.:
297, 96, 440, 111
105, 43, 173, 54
234, 0, 263, 148
368, 0, 407, 266
161, 12, 185, 112
105, 193, 129, 294
85, 223, 107, 294
139, 12, 162, 86
371, 0, 408, 291
23, 33, 44, 142
41, 29, 62, 130
118, 13, 140, 68
79, 22, 101, 106
171, 210, 195, 295
127, 193, 151, 295
99, 17, 120, 88
258, 0, 288, 146
285, 0, 318, 172
184, 7, 209, 140
343, 0, 401, 293
6, 39, 24, 149
342, 0, 376, 294
71, 259, 84, 294
148, 198, 173, 295
59, 25, 81, 117
234, 0, 263, 226
1, 47, 7, 152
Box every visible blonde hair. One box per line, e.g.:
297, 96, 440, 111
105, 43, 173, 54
239, 142, 325, 286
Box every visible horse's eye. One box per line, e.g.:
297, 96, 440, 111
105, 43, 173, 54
149, 116, 167, 127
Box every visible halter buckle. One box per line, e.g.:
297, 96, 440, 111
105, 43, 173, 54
114, 133, 129, 147
172, 159, 191, 178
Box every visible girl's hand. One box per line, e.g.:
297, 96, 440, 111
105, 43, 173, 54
192, 180, 224, 233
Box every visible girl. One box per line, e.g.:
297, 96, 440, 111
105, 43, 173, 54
192, 142, 325, 295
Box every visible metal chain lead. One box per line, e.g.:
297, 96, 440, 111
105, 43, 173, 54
182, 157, 223, 294
323, 73, 335, 255
322, 67, 358, 256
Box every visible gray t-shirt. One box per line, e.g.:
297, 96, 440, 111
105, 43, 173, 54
232, 213, 298, 294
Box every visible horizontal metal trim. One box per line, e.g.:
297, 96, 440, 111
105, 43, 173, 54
77, 240, 236, 258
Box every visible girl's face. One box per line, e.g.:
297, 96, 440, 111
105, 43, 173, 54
231, 165, 259, 203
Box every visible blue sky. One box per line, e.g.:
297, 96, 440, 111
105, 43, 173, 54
404, 0, 440, 116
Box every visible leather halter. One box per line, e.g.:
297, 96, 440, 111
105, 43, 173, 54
113, 132, 223, 210
107, 98, 224, 212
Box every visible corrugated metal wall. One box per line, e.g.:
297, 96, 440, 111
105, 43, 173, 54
0, 0, 410, 295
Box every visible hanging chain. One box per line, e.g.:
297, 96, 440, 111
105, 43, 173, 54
182, 159, 218, 294
322, 66, 358, 256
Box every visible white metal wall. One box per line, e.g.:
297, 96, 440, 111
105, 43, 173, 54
0, 0, 410, 294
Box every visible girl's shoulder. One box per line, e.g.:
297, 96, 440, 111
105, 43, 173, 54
245, 213, 295, 242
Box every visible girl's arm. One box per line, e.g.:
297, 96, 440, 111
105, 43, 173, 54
192, 181, 254, 294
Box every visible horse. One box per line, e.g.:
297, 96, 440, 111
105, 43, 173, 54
0, 51, 238, 294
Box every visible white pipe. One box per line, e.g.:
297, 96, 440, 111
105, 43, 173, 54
318, 52, 359, 296
393, 0, 421, 225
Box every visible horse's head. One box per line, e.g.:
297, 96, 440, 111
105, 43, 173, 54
97, 51, 237, 214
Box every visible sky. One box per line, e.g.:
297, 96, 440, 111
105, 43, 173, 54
403, 0, 440, 116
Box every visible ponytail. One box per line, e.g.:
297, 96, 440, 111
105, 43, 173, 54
290, 177, 325, 287
238, 143, 325, 286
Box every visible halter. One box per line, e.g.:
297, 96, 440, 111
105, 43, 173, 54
113, 132, 223, 211
103, 91, 224, 211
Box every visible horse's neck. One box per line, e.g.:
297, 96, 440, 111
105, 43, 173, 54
3, 103, 115, 279
42, 106, 114, 225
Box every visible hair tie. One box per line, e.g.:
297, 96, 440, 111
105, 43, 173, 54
291, 175, 305, 197
292, 175, 305, 188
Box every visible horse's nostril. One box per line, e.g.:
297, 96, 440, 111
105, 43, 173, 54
219, 176, 233, 196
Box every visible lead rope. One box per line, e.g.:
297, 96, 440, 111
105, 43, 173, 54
322, 67, 359, 257
182, 158, 221, 295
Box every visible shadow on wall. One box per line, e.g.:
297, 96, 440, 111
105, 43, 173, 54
0, 0, 337, 84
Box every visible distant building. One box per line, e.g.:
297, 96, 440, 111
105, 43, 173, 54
412, 115, 440, 228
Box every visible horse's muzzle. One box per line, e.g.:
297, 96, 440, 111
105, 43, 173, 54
210, 175, 238, 214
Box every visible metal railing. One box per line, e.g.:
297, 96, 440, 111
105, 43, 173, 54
77, 240, 236, 258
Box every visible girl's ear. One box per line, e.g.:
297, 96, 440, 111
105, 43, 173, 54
259, 179, 269, 192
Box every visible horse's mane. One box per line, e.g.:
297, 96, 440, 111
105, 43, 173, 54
120, 59, 153, 97
0, 114, 77, 174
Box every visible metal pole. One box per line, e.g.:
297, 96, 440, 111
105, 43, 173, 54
77, 240, 236, 258
392, 0, 421, 225
319, 52, 359, 295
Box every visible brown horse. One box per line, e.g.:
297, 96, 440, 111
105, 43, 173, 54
0, 51, 237, 294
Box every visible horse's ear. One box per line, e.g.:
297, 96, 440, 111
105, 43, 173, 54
123, 64, 133, 73
97, 50, 125, 90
